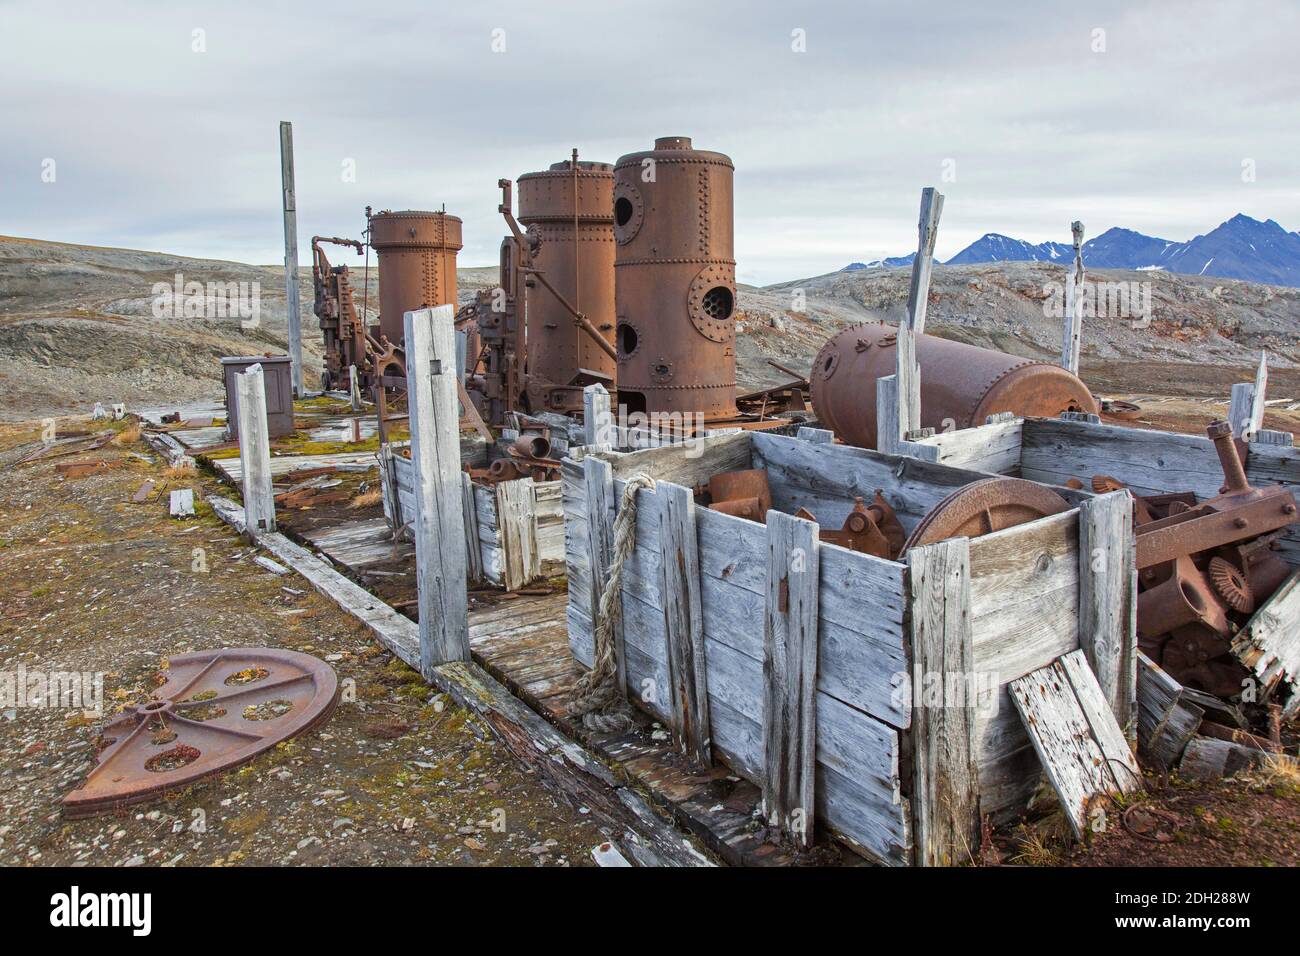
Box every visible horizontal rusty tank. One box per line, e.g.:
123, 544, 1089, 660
368, 210, 462, 345
811, 323, 1098, 448
517, 158, 616, 413
614, 136, 737, 420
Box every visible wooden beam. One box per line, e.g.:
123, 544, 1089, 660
496, 477, 539, 591
1061, 220, 1085, 375
762, 510, 820, 849
1136, 651, 1204, 769
279, 121, 303, 397
583, 455, 626, 700
658, 481, 712, 769
897, 325, 920, 439
796, 426, 834, 444
1229, 352, 1267, 440
876, 374, 901, 455
1078, 489, 1137, 740
907, 536, 980, 866
404, 305, 471, 672
461, 472, 483, 584
583, 383, 613, 448
904, 186, 944, 335
235, 363, 276, 536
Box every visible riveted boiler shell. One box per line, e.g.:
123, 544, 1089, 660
369, 210, 463, 345
810, 323, 1098, 449
517, 161, 617, 408
613, 137, 738, 419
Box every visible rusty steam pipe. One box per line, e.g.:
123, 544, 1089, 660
810, 323, 1098, 448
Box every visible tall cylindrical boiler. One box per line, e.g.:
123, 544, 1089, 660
517, 158, 617, 413
810, 323, 1098, 448
368, 210, 462, 345
613, 136, 737, 420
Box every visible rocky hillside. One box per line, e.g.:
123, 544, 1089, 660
3, 235, 1298, 420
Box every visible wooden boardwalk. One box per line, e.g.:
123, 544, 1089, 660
466, 593, 857, 866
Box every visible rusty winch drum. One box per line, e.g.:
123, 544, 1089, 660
810, 323, 1098, 448
613, 136, 738, 421
368, 210, 463, 346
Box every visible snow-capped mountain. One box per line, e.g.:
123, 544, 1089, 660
845, 215, 1300, 287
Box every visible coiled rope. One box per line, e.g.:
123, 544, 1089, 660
569, 472, 657, 733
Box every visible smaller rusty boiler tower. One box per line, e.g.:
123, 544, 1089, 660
516, 156, 617, 414
613, 136, 738, 420
368, 209, 462, 347
810, 323, 1099, 449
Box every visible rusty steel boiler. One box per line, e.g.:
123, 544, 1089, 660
516, 158, 617, 414
368, 209, 462, 346
811, 323, 1098, 449
613, 136, 738, 420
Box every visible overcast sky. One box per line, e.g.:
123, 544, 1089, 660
2, 0, 1297, 285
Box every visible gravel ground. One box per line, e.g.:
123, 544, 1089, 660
0, 419, 607, 866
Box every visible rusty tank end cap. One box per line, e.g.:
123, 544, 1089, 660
369, 210, 463, 223
655, 136, 693, 149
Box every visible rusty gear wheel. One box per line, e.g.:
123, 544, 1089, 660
902, 477, 1071, 553
1208, 556, 1254, 614
63, 648, 339, 818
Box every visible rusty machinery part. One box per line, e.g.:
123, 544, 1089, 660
488, 456, 561, 484
63, 648, 338, 819
368, 210, 462, 346
1208, 556, 1254, 614
311, 236, 368, 393
510, 430, 553, 461
901, 477, 1071, 554
516, 158, 617, 415
614, 136, 738, 420
1134, 421, 1297, 571
1101, 399, 1143, 421
810, 323, 1098, 449
708, 469, 772, 516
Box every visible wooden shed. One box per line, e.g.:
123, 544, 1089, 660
561, 429, 1135, 865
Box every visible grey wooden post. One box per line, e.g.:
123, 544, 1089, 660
1229, 351, 1268, 440
659, 482, 711, 769
762, 510, 820, 850
404, 305, 470, 672
583, 456, 626, 699
584, 383, 613, 448
905, 187, 944, 336
236, 363, 276, 536
1061, 221, 1085, 375
907, 537, 980, 866
1078, 489, 1138, 741
461, 472, 483, 585
348, 364, 361, 411
279, 121, 303, 398
876, 375, 901, 454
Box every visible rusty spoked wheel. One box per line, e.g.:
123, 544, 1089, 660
902, 478, 1071, 554
63, 648, 339, 819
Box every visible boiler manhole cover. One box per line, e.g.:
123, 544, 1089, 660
63, 647, 339, 818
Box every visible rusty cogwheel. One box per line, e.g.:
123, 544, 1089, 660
1208, 556, 1254, 614
63, 648, 338, 819
902, 477, 1071, 554
1091, 474, 1126, 494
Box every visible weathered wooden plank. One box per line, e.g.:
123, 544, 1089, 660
495, 478, 539, 591
797, 426, 834, 444
762, 511, 820, 849
876, 374, 901, 455
583, 456, 625, 698
967, 510, 1080, 817
583, 383, 613, 448
906, 419, 1024, 475
1136, 651, 1204, 769
404, 305, 470, 672
752, 430, 994, 534
460, 471, 483, 584
235, 364, 276, 535
1078, 490, 1137, 739
1009, 649, 1140, 840
907, 537, 980, 867
658, 482, 712, 769
1061, 220, 1085, 375
603, 431, 752, 488
905, 186, 943, 335
280, 121, 303, 396
1230, 571, 1300, 706
1178, 735, 1266, 781
1021, 417, 1225, 499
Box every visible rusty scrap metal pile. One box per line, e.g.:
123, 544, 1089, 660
1084, 421, 1299, 699
702, 467, 1070, 561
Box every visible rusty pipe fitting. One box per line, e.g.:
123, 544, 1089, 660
511, 432, 552, 461
1207, 419, 1251, 494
